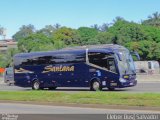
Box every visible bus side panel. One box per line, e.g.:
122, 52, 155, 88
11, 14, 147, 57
53, 63, 89, 87
14, 66, 31, 87
14, 66, 41, 87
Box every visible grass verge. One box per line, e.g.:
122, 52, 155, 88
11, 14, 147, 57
0, 91, 160, 107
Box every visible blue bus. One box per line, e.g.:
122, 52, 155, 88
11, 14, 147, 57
14, 44, 137, 91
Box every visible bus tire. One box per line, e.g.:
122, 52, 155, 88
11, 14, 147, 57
48, 87, 57, 90
6, 80, 11, 86
90, 80, 102, 91
32, 80, 40, 90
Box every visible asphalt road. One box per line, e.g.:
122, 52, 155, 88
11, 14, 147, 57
0, 103, 159, 114
0, 82, 160, 92
1, 103, 160, 120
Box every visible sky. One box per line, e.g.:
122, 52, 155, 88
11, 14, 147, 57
0, 0, 160, 39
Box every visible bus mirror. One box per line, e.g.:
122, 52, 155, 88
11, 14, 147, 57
131, 51, 140, 61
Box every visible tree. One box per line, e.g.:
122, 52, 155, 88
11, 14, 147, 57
12, 24, 35, 41
113, 16, 125, 23
54, 23, 61, 29
0, 27, 3, 35
142, 12, 160, 27
37, 25, 56, 37
0, 48, 19, 68
95, 32, 114, 44
108, 20, 148, 44
78, 27, 98, 45
100, 23, 109, 32
0, 26, 6, 39
91, 24, 100, 31
125, 41, 160, 61
142, 25, 160, 43
18, 33, 54, 52
54, 27, 80, 46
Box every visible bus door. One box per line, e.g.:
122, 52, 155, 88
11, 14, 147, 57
71, 63, 89, 87
107, 58, 117, 73
106, 58, 119, 87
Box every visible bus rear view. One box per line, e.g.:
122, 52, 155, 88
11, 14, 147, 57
13, 44, 137, 91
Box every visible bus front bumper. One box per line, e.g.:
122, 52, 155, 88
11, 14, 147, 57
119, 79, 137, 88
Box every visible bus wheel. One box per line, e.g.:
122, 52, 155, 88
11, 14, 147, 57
32, 80, 40, 90
108, 88, 115, 91
90, 80, 102, 91
48, 87, 57, 90
6, 80, 11, 86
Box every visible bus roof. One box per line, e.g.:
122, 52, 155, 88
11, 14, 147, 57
63, 44, 126, 50
14, 44, 127, 57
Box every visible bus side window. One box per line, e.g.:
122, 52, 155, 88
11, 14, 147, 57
88, 52, 107, 69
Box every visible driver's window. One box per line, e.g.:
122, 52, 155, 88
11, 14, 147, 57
108, 59, 116, 73
88, 52, 115, 71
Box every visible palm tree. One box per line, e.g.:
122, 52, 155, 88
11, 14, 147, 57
142, 12, 160, 27
148, 12, 160, 20
54, 23, 61, 29
0, 27, 3, 35
100, 23, 109, 32
113, 16, 125, 23
91, 24, 100, 31
0, 27, 6, 39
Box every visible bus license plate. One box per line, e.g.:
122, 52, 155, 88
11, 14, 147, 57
110, 83, 117, 86
102, 81, 106, 86
130, 83, 134, 85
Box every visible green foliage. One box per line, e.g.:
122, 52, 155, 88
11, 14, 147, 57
142, 25, 160, 42
108, 20, 148, 44
54, 27, 80, 45
9, 12, 160, 63
0, 48, 19, 68
95, 32, 114, 44
12, 24, 35, 41
18, 33, 54, 52
125, 41, 160, 61
142, 12, 160, 27
78, 27, 98, 45
37, 25, 56, 38
53, 40, 66, 50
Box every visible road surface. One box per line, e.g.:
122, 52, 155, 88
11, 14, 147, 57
0, 82, 160, 92
0, 83, 160, 120
0, 103, 159, 114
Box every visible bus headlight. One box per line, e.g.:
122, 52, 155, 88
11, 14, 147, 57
123, 75, 129, 79
119, 78, 127, 83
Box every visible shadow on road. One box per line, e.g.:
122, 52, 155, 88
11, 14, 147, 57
47, 88, 131, 92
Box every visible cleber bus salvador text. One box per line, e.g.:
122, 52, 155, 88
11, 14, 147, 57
13, 44, 138, 91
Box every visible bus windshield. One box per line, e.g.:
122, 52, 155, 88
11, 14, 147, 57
117, 50, 136, 75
